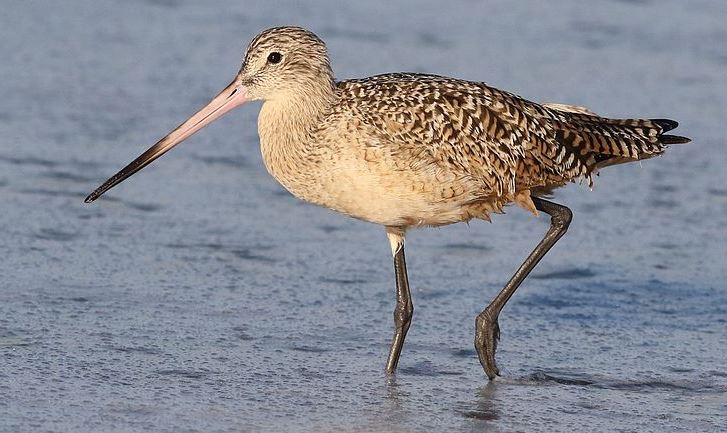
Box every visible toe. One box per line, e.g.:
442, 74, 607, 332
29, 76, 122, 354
475, 313, 502, 380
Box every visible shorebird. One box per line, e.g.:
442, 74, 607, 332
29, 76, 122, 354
86, 26, 689, 379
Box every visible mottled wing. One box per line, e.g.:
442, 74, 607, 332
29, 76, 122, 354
337, 74, 542, 198
336, 73, 689, 198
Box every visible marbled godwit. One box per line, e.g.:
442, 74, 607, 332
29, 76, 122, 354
85, 26, 690, 379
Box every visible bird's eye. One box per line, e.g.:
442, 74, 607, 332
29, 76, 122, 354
267, 52, 282, 64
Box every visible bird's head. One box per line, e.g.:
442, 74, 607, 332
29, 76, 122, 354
238, 26, 334, 102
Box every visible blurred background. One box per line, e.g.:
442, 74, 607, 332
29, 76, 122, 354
1, 1, 725, 432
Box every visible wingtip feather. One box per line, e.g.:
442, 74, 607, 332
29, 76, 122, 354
660, 134, 691, 145
650, 118, 679, 132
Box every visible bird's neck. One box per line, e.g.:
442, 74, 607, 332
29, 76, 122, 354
257, 84, 337, 197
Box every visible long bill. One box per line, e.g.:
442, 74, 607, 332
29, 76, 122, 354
84, 80, 249, 203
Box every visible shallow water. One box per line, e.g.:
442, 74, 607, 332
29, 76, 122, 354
1, 1, 726, 432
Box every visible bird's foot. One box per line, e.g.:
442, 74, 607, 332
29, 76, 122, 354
474, 307, 501, 380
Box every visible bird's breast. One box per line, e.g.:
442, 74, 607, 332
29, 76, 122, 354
257, 102, 501, 227
259, 135, 495, 227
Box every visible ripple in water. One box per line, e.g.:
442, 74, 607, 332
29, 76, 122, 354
516, 370, 727, 394
531, 268, 598, 280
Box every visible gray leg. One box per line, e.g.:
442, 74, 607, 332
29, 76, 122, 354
475, 197, 573, 379
386, 241, 414, 373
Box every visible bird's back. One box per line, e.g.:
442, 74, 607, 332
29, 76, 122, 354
329, 73, 688, 217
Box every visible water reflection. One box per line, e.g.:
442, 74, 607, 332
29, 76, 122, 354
460, 382, 500, 422
383, 375, 411, 416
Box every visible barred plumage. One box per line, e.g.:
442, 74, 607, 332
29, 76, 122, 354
365, 74, 682, 186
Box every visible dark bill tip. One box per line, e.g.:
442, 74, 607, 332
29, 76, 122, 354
84, 169, 133, 203
83, 144, 163, 204
84, 190, 101, 203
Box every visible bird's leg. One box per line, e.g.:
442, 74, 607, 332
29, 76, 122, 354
475, 197, 572, 379
385, 228, 413, 373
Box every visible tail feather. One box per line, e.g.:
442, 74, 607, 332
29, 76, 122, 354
579, 117, 690, 170
650, 118, 679, 132
542, 105, 691, 184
